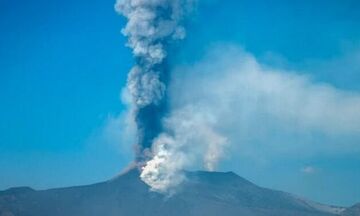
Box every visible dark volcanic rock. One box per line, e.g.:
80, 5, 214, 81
0, 169, 347, 216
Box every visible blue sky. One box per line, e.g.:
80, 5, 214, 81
1, 0, 360, 206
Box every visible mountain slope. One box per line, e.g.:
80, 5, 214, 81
341, 203, 360, 216
0, 169, 346, 216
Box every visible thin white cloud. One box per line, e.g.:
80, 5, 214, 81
169, 44, 360, 161
88, 109, 135, 160
301, 166, 317, 174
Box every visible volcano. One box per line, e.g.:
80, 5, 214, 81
0, 169, 355, 216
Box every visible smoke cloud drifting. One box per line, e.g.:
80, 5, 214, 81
169, 45, 360, 163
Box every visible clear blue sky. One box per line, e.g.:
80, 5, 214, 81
1, 0, 360, 206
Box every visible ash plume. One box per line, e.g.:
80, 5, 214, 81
115, 0, 192, 161
115, 0, 226, 194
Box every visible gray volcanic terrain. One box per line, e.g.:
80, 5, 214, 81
0, 169, 354, 216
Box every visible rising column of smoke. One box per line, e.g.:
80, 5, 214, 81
116, 1, 229, 194
115, 0, 191, 161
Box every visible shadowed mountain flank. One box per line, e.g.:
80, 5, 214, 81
0, 169, 350, 216
341, 203, 360, 216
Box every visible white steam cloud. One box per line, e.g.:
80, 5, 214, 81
171, 46, 360, 133
170, 45, 360, 160
140, 106, 227, 193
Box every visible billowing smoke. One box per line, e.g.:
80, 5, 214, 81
140, 106, 227, 193
115, 0, 216, 193
115, 0, 192, 161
